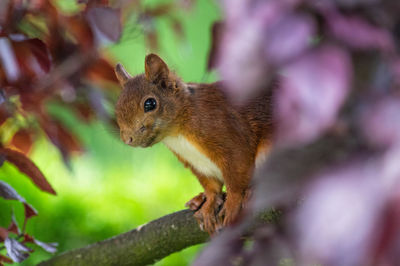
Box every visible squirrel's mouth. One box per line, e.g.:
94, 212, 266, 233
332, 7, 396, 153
140, 135, 157, 147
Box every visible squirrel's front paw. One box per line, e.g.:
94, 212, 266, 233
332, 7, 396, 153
193, 193, 225, 235
185, 192, 206, 211
194, 206, 218, 235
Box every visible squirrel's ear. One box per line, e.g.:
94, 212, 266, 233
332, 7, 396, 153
115, 63, 131, 85
145, 54, 169, 83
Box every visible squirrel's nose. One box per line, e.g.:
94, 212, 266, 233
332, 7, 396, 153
121, 131, 133, 145
124, 136, 133, 145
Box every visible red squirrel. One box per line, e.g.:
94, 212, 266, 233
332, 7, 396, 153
114, 54, 274, 234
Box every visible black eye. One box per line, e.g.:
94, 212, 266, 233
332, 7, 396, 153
144, 98, 157, 112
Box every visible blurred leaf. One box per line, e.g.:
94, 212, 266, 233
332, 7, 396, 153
0, 37, 21, 83
41, 119, 83, 168
82, 0, 109, 7
0, 254, 13, 264
0, 227, 8, 241
42, 120, 83, 155
74, 102, 95, 121
0, 148, 57, 195
371, 198, 400, 263
207, 21, 223, 71
21, 234, 57, 253
23, 203, 38, 219
25, 38, 52, 73
275, 45, 351, 145
7, 214, 19, 235
7, 37, 51, 78
0, 105, 11, 126
0, 180, 25, 202
87, 7, 121, 44
64, 16, 94, 51
362, 98, 400, 147
0, 89, 6, 105
19, 92, 47, 112
171, 17, 184, 40
0, 180, 38, 221
144, 3, 173, 17
33, 239, 58, 253
333, 0, 379, 8
12, 38, 51, 80
4, 238, 31, 263
146, 30, 158, 51
10, 129, 34, 155
265, 14, 315, 65
23, 234, 34, 243
179, 0, 196, 10
86, 57, 118, 84
326, 11, 394, 51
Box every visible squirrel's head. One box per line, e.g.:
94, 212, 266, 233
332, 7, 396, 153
114, 54, 187, 147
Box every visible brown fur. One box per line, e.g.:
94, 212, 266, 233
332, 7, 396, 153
115, 54, 274, 234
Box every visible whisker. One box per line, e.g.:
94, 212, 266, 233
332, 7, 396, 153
99, 123, 120, 138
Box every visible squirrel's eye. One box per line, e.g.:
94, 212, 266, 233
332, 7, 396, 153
144, 98, 157, 112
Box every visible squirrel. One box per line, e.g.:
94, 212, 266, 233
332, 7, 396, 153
114, 54, 274, 234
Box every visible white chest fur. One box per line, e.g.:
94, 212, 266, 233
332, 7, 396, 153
163, 135, 224, 182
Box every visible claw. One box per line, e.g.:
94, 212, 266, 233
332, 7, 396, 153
185, 192, 206, 211
195, 207, 218, 235
215, 223, 223, 234
215, 192, 225, 212
219, 202, 241, 227
199, 222, 204, 232
188, 192, 228, 235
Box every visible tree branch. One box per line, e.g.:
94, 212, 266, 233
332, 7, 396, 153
38, 208, 280, 266
38, 210, 208, 266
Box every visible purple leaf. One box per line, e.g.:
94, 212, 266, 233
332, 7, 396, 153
0, 89, 6, 105
218, 0, 308, 102
1, 148, 57, 195
295, 161, 385, 265
4, 238, 31, 263
0, 227, 8, 241
275, 45, 351, 146
217, 0, 278, 103
7, 212, 20, 235
218, 18, 270, 103
194, 228, 243, 266
326, 11, 394, 52
334, 0, 380, 9
362, 98, 400, 147
0, 181, 25, 202
265, 13, 315, 65
0, 37, 20, 82
207, 21, 224, 71
24, 202, 38, 219
34, 239, 58, 253
26, 38, 51, 73
87, 7, 121, 44
0, 254, 13, 264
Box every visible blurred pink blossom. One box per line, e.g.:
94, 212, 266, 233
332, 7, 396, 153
264, 14, 315, 65
218, 0, 310, 103
324, 10, 394, 52
362, 98, 400, 148
275, 45, 352, 146
295, 162, 384, 265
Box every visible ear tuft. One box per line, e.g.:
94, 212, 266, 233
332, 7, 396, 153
115, 63, 131, 85
145, 54, 169, 83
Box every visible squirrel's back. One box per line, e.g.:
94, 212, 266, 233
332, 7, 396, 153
186, 80, 275, 154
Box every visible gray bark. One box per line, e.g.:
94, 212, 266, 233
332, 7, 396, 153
38, 210, 208, 266
38, 208, 280, 266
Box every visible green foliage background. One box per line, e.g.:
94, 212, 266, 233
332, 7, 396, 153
0, 0, 220, 265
